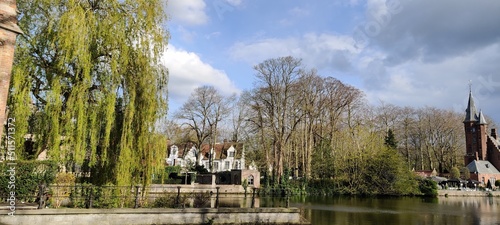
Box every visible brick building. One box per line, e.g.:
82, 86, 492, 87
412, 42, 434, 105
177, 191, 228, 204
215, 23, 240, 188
463, 90, 500, 186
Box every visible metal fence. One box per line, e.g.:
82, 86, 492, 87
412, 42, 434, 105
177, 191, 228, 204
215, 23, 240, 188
1, 184, 293, 209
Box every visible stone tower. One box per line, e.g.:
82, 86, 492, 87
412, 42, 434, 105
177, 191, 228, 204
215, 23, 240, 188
463, 90, 488, 166
0, 0, 22, 138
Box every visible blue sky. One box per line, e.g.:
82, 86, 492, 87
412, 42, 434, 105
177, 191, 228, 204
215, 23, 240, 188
161, 0, 500, 123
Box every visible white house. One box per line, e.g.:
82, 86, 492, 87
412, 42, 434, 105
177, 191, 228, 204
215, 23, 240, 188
166, 141, 245, 172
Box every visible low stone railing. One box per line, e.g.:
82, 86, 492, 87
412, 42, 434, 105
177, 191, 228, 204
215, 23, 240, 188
0, 207, 310, 225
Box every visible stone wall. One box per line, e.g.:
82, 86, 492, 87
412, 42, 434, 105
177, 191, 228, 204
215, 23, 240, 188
0, 208, 309, 225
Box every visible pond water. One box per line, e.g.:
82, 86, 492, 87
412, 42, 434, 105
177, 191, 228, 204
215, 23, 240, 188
287, 196, 500, 225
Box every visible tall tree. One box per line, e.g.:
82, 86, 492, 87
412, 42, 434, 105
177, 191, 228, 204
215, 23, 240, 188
249, 56, 303, 184
174, 86, 234, 170
9, 0, 169, 186
384, 128, 398, 149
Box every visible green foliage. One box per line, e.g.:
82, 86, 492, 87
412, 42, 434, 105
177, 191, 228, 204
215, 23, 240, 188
191, 165, 209, 174
242, 179, 249, 195
450, 167, 460, 179
384, 129, 398, 149
363, 148, 420, 195
152, 192, 189, 208
11, 0, 169, 187
311, 140, 335, 179
306, 179, 338, 196
461, 167, 470, 180
50, 172, 76, 208
495, 180, 500, 187
152, 166, 182, 184
0, 160, 58, 201
92, 185, 122, 209
417, 178, 438, 197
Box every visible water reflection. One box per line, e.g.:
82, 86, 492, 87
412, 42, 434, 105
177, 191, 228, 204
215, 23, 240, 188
215, 195, 500, 225
291, 196, 500, 225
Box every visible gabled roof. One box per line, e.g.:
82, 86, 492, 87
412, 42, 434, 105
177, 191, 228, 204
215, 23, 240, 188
200, 142, 243, 160
466, 160, 500, 174
168, 142, 196, 157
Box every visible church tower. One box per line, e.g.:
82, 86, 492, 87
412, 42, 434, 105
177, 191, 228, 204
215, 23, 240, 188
464, 90, 488, 166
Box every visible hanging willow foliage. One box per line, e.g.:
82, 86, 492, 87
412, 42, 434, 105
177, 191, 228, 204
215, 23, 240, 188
9, 0, 169, 187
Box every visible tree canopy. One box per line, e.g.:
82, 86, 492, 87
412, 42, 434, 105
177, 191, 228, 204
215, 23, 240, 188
9, 0, 169, 186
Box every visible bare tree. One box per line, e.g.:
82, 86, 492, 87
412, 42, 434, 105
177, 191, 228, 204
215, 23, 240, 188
249, 56, 303, 184
174, 86, 234, 168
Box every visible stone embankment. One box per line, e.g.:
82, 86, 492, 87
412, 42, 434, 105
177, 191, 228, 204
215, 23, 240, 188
0, 208, 310, 225
438, 190, 500, 197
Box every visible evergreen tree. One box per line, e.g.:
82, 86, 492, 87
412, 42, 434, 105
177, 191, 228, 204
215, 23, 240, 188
9, 0, 169, 186
384, 129, 398, 149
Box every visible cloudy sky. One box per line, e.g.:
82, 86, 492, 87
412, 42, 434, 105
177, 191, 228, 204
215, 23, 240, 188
161, 0, 500, 123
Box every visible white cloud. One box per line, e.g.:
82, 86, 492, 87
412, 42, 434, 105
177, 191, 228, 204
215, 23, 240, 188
288, 7, 310, 17
161, 45, 240, 108
227, 32, 500, 122
225, 0, 243, 6
166, 0, 209, 26
229, 33, 358, 70
361, 43, 500, 121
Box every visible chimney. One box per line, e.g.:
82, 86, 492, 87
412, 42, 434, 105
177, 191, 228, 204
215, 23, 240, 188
492, 128, 497, 140
0, 0, 23, 139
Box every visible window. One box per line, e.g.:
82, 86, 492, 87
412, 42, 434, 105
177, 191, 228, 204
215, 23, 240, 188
235, 161, 240, 169
229, 151, 235, 157
214, 162, 219, 171
225, 161, 230, 170
248, 175, 254, 185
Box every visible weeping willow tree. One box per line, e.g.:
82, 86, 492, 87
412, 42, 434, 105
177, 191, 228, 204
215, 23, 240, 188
8, 0, 169, 187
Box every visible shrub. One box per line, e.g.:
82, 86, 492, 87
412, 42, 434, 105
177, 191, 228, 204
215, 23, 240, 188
192, 192, 211, 208
0, 160, 58, 202
50, 172, 76, 208
418, 178, 438, 197
152, 192, 188, 208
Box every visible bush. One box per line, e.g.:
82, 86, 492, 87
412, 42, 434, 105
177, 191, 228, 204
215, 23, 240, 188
192, 192, 211, 208
418, 178, 438, 197
152, 192, 189, 208
0, 160, 58, 202
50, 172, 76, 208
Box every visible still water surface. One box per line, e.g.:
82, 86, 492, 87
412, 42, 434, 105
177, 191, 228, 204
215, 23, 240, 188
284, 196, 500, 225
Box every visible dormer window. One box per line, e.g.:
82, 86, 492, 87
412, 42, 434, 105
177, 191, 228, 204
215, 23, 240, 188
228, 151, 235, 157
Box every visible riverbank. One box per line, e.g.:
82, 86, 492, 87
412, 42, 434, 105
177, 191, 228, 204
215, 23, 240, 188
0, 208, 310, 225
438, 189, 500, 197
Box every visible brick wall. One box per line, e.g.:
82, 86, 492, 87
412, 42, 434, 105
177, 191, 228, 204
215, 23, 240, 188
0, 0, 22, 138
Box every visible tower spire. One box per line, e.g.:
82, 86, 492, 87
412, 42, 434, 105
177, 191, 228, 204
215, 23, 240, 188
464, 84, 478, 122
478, 109, 488, 125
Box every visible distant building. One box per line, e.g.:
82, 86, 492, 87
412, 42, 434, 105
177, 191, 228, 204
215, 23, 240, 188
463, 90, 500, 186
166, 141, 259, 188
166, 141, 245, 172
